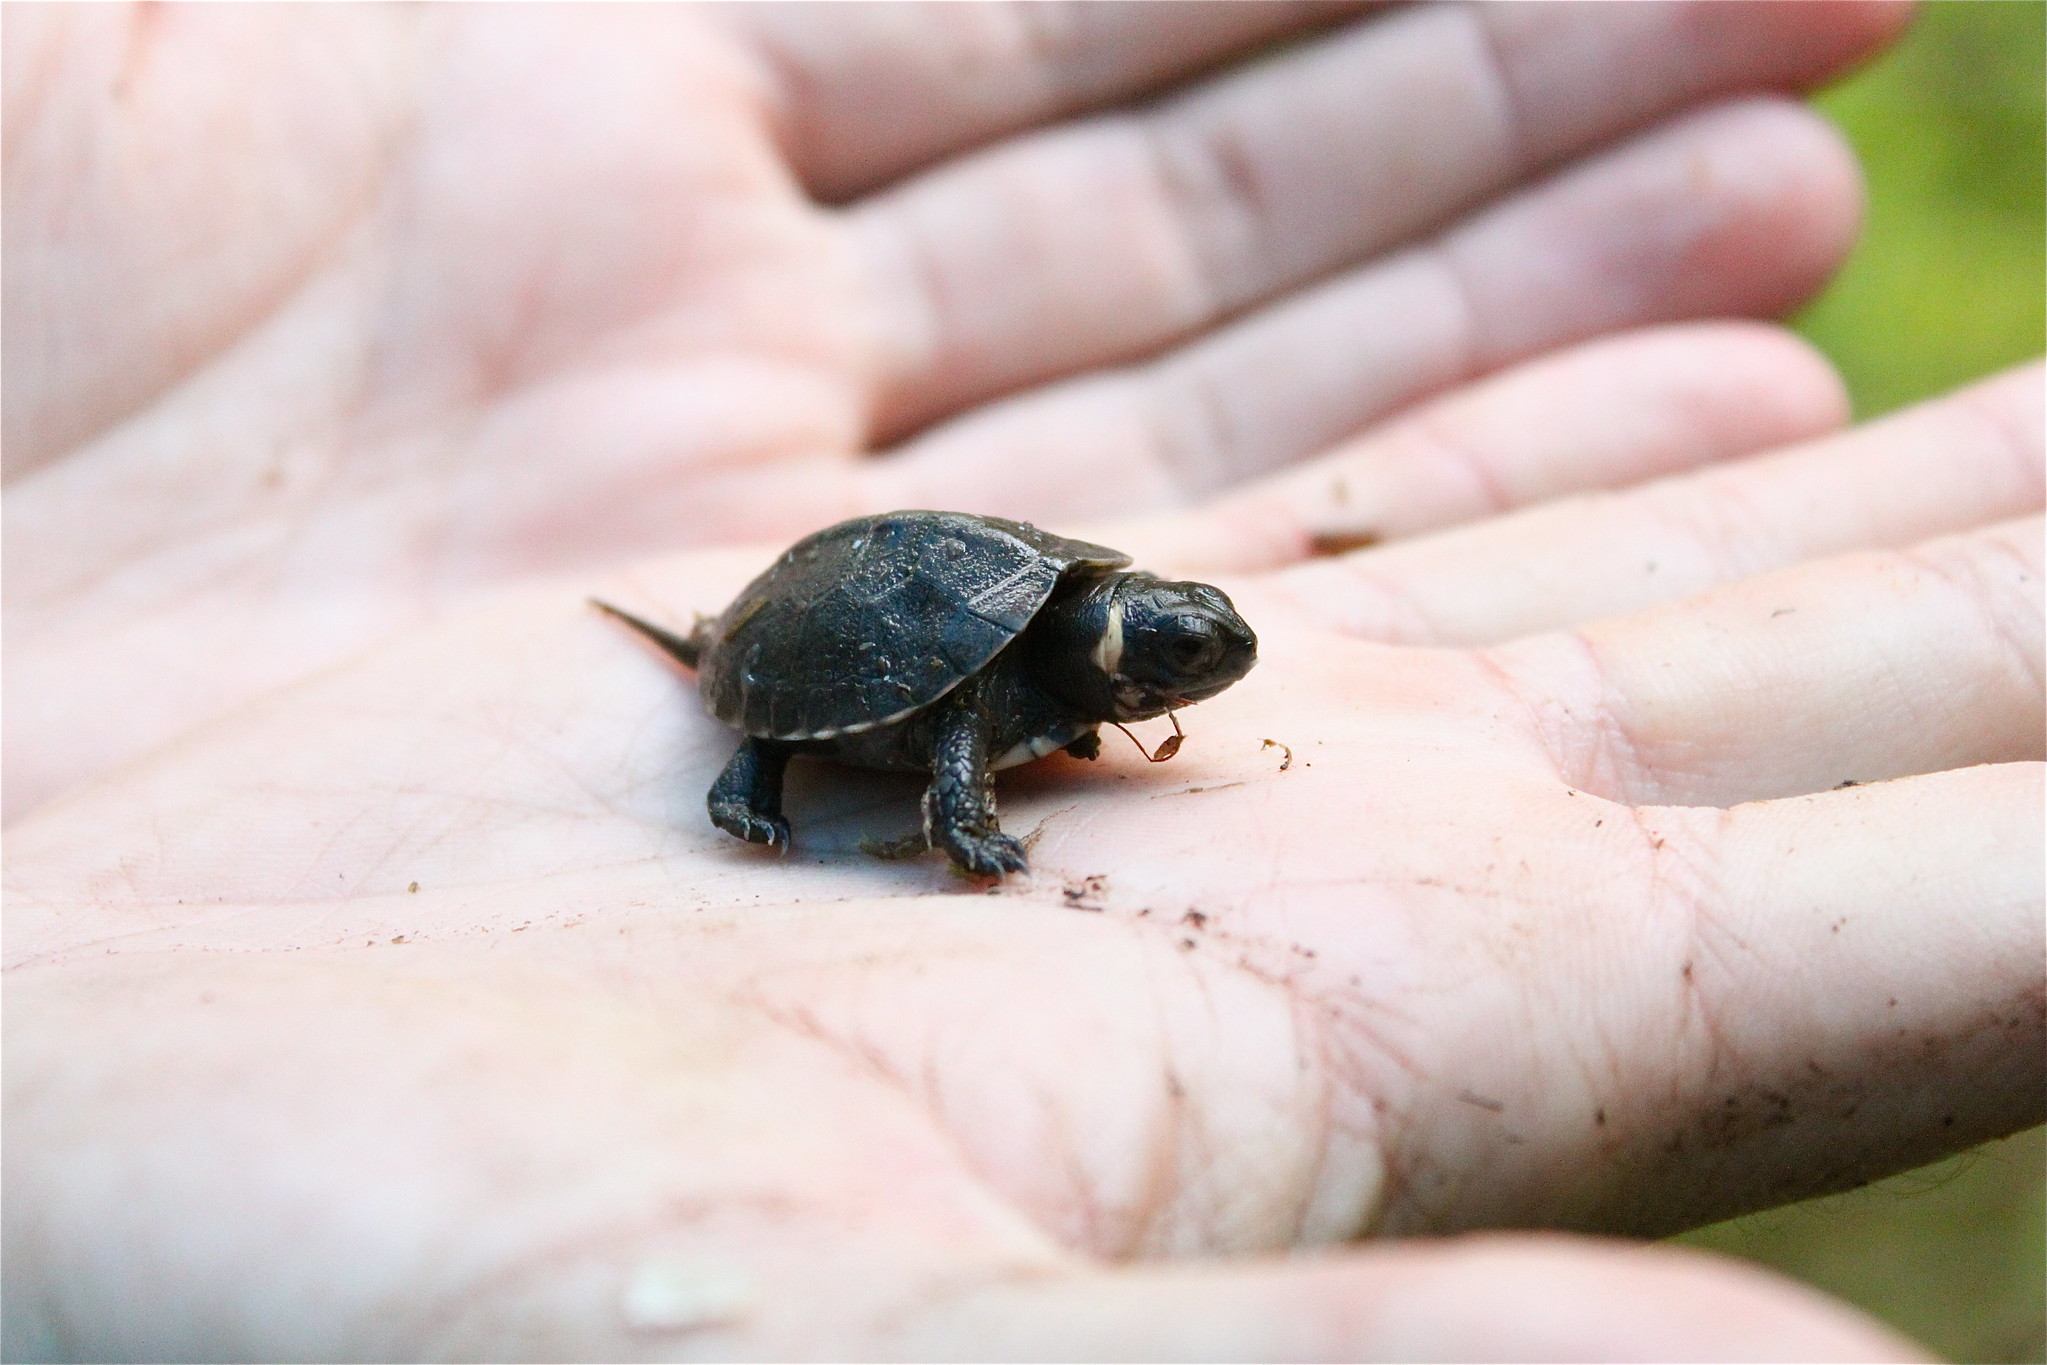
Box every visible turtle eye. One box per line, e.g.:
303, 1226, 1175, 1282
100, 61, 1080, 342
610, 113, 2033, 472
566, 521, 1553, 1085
1165, 622, 1220, 674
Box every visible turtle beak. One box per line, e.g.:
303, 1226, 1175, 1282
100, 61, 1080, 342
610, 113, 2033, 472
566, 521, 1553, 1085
1180, 618, 1257, 703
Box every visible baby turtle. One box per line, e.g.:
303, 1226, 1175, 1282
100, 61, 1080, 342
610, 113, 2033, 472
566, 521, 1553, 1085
594, 510, 1257, 877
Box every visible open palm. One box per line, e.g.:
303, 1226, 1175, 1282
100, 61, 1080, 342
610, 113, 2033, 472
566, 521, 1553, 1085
7, 3, 2042, 1359
11, 347, 2042, 1355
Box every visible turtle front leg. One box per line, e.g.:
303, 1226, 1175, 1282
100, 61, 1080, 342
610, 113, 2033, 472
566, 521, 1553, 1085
925, 701, 1028, 877
707, 737, 792, 851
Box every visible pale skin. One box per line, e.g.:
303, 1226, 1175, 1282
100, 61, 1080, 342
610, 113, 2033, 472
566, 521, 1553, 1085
4, 2, 2042, 1359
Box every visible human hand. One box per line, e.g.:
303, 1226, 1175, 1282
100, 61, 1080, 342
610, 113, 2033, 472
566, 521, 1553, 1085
3, 0, 1908, 818
7, 356, 2037, 1358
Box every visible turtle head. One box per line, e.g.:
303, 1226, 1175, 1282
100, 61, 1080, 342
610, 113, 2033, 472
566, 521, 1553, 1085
1029, 573, 1257, 722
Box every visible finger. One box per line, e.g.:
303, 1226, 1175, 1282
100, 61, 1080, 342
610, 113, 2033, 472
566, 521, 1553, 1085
1111, 322, 1852, 573
724, 1, 1369, 201
1604, 766, 2039, 1239
1369, 763, 2041, 1242
863, 99, 1860, 516
1264, 361, 2046, 645
1487, 518, 2045, 808
1635, 765, 2046, 1227
850, 0, 1897, 438
914, 1234, 1922, 1361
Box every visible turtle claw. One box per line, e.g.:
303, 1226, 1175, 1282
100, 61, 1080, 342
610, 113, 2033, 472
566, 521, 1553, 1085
947, 832, 1028, 879
707, 739, 793, 854
711, 805, 791, 852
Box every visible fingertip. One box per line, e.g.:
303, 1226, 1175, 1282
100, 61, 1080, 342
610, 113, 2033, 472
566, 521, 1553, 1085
1661, 0, 1918, 96
1780, 0, 1919, 88
1678, 96, 1865, 321
1632, 320, 1853, 449
1448, 95, 1866, 365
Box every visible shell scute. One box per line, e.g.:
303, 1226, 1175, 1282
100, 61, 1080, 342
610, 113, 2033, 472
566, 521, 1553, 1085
697, 511, 1129, 741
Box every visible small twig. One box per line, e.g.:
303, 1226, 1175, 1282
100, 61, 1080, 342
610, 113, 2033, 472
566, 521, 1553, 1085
1112, 710, 1184, 762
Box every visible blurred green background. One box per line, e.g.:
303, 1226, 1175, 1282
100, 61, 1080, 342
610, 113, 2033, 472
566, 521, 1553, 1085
1793, 0, 2044, 416
1675, 4, 2045, 1361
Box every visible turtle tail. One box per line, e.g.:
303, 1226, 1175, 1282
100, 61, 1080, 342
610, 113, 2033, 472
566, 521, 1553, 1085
589, 599, 713, 671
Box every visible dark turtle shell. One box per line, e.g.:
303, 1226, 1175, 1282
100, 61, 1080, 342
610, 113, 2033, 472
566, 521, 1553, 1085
699, 511, 1130, 741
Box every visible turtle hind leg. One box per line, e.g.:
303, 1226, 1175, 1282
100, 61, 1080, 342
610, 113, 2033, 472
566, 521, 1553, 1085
707, 738, 792, 851
925, 701, 1028, 878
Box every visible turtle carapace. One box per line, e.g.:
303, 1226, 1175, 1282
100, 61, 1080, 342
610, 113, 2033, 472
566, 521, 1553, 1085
594, 511, 1257, 877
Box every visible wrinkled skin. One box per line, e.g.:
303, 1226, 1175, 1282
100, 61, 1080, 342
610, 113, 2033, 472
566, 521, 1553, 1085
6, 3, 2042, 1360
